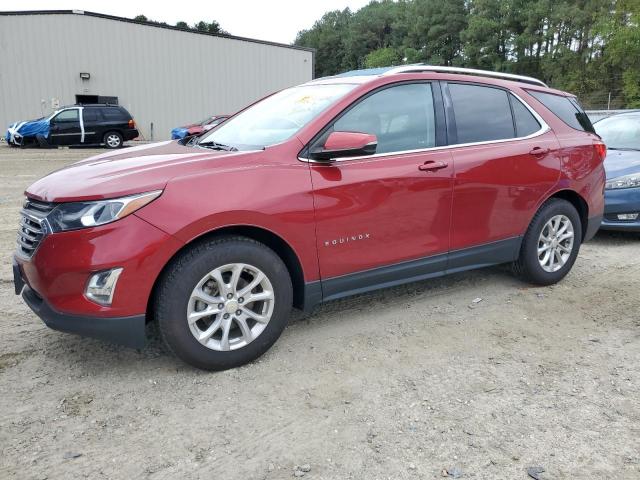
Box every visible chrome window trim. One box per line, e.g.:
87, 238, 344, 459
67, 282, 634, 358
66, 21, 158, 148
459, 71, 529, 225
298, 90, 550, 164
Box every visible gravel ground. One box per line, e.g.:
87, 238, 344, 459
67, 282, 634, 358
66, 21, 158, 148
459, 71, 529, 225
0, 145, 638, 480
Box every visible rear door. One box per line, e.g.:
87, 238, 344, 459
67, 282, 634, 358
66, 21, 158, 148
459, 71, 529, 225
444, 82, 561, 265
49, 108, 82, 145
306, 82, 454, 299
81, 107, 101, 144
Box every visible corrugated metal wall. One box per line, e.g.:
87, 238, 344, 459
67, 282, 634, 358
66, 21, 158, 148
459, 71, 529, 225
0, 12, 314, 140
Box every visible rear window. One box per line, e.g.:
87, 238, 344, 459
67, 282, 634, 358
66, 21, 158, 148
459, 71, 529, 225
527, 90, 595, 133
449, 83, 515, 143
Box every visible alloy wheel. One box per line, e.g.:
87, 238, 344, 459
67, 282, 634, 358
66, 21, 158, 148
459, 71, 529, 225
186, 263, 275, 351
537, 214, 575, 272
106, 134, 121, 148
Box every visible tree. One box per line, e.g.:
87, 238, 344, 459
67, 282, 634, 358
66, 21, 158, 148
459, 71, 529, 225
132, 15, 228, 36
194, 20, 228, 35
295, 9, 354, 76
364, 47, 401, 67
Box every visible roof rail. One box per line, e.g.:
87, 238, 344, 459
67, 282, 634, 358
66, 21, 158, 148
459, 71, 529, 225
383, 65, 548, 87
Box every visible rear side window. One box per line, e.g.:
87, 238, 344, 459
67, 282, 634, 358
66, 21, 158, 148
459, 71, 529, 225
527, 90, 595, 133
101, 108, 128, 121
83, 108, 99, 122
510, 95, 541, 137
449, 83, 514, 143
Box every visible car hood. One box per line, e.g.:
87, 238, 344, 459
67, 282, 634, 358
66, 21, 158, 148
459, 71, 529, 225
25, 140, 257, 203
604, 149, 640, 179
6, 117, 50, 142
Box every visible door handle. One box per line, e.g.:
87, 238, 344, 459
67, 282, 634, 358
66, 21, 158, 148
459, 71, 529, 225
529, 147, 550, 157
418, 160, 448, 172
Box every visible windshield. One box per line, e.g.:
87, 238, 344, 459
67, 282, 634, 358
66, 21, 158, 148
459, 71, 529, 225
198, 83, 356, 151
594, 115, 640, 150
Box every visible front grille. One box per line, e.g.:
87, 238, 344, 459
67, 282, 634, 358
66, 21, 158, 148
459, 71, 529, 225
17, 198, 55, 258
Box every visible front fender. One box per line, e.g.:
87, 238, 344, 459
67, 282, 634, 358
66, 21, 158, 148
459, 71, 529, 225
135, 161, 319, 282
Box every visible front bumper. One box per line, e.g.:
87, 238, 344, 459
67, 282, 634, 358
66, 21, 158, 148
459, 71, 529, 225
17, 270, 146, 348
600, 187, 640, 232
13, 212, 184, 347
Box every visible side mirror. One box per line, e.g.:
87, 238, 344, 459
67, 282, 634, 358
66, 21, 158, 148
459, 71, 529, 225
310, 131, 377, 161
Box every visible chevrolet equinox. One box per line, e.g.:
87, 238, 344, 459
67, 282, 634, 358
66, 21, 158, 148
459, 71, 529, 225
14, 66, 606, 370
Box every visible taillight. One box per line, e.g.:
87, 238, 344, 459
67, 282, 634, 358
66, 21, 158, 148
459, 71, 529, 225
594, 142, 606, 162
128, 119, 135, 128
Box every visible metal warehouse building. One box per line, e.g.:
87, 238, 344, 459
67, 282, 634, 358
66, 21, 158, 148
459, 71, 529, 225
0, 10, 314, 141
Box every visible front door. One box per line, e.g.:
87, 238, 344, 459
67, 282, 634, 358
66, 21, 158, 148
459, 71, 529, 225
49, 108, 82, 145
306, 82, 454, 300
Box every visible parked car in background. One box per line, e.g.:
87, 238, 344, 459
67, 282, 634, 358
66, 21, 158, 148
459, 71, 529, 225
170, 115, 229, 140
6, 104, 138, 149
594, 112, 640, 232
14, 66, 605, 370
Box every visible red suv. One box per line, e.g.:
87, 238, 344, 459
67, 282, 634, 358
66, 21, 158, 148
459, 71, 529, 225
14, 66, 606, 370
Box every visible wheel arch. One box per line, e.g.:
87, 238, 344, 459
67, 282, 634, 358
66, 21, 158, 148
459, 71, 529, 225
102, 129, 124, 142
546, 189, 589, 240
147, 225, 308, 321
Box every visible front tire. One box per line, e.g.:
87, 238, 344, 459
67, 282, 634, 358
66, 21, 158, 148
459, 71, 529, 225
103, 131, 123, 149
513, 198, 582, 285
155, 236, 293, 371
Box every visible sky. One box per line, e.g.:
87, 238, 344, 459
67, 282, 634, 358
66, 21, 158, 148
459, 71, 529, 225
8, 0, 371, 44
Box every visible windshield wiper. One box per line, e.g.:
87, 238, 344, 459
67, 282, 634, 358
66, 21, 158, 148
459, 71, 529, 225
197, 141, 237, 151
608, 147, 640, 151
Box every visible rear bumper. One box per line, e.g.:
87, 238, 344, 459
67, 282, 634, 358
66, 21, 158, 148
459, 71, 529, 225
584, 214, 603, 242
123, 129, 139, 141
18, 273, 146, 349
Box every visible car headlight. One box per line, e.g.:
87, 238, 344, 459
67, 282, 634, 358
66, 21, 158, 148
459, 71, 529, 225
605, 173, 640, 190
46, 190, 162, 232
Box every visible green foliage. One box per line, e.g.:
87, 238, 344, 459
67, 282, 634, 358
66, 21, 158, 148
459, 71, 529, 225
294, 0, 640, 108
194, 20, 227, 35
365, 47, 401, 67
132, 15, 228, 36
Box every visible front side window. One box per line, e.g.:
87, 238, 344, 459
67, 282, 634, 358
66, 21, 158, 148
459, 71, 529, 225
53, 109, 79, 123
332, 83, 436, 154
594, 115, 640, 150
449, 83, 514, 143
528, 90, 595, 133
198, 84, 357, 151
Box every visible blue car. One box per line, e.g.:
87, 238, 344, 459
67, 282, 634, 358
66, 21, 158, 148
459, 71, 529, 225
594, 112, 640, 232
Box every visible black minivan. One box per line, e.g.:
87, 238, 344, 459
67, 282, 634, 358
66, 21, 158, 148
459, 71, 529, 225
6, 104, 138, 149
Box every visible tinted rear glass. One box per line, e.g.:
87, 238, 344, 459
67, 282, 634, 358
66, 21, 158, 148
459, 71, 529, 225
449, 83, 515, 143
101, 108, 128, 120
510, 95, 541, 137
83, 108, 99, 122
528, 90, 595, 133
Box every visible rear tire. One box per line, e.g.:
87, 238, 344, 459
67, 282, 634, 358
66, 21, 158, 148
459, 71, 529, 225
103, 131, 123, 149
155, 236, 293, 371
513, 198, 582, 285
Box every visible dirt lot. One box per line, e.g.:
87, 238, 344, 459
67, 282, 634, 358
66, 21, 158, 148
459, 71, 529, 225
0, 145, 638, 480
